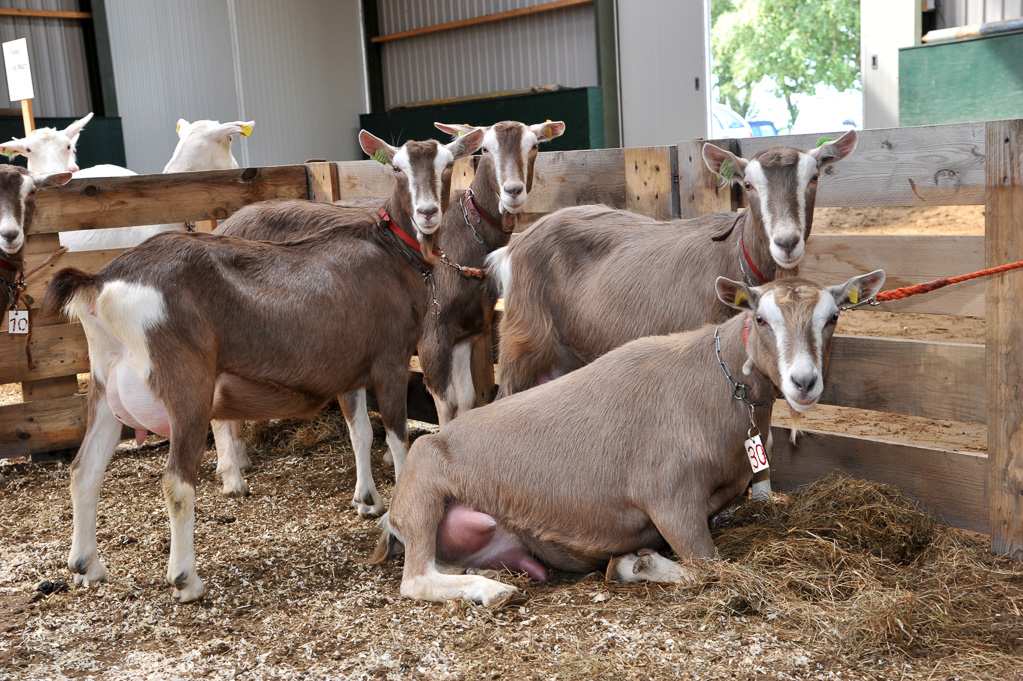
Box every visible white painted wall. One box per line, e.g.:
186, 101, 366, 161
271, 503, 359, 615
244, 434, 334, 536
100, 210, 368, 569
104, 0, 368, 173
616, 0, 710, 146
861, 0, 921, 130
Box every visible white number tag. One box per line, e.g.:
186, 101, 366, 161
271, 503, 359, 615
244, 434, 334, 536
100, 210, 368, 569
745, 432, 770, 473
8, 309, 28, 334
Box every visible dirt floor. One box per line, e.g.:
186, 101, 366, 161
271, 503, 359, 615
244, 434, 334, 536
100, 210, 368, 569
2, 204, 1015, 680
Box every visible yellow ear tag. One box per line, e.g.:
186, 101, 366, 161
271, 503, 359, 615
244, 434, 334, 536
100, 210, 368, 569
176, 122, 181, 133
848, 288, 859, 305
241, 124, 252, 137
734, 290, 748, 306
543, 125, 552, 138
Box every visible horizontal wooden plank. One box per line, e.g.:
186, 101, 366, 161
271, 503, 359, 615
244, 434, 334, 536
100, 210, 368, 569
729, 122, 988, 207
771, 426, 989, 534
802, 234, 986, 316
0, 394, 86, 459
32, 165, 310, 233
515, 148, 627, 231
823, 335, 985, 424
335, 160, 398, 201
0, 323, 88, 384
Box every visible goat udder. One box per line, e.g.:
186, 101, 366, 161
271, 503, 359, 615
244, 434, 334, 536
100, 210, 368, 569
437, 502, 548, 581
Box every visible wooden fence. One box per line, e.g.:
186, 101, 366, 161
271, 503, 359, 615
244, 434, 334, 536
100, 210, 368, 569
1, 120, 1020, 560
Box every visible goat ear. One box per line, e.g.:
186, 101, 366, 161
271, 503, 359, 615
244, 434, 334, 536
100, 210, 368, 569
434, 122, 481, 140
446, 127, 485, 159
530, 121, 566, 142
703, 143, 747, 184
33, 171, 73, 188
63, 112, 94, 140
830, 269, 886, 307
359, 130, 398, 165
216, 121, 255, 139
716, 276, 759, 312
811, 129, 857, 168
176, 119, 191, 139
0, 137, 29, 158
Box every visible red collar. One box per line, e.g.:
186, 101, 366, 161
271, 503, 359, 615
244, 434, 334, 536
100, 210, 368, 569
464, 189, 513, 235
0, 256, 18, 273
378, 208, 440, 256
741, 233, 767, 285
743, 315, 751, 346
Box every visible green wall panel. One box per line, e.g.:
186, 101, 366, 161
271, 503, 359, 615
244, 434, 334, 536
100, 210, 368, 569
900, 31, 1023, 127
359, 86, 604, 152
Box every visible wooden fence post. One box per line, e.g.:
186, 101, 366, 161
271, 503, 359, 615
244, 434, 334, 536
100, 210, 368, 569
625, 146, 678, 219
985, 119, 1023, 559
676, 139, 740, 218
306, 161, 340, 203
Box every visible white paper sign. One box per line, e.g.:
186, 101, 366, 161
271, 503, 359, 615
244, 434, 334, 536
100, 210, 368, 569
8, 310, 28, 334
3, 38, 34, 102
745, 433, 770, 474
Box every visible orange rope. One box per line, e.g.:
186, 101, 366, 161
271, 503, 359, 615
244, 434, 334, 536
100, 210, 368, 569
874, 260, 1023, 302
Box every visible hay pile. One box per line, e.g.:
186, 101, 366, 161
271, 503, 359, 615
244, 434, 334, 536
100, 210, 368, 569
2, 411, 1021, 680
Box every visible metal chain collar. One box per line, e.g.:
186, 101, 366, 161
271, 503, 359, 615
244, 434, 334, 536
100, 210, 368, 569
713, 324, 773, 433
379, 219, 440, 328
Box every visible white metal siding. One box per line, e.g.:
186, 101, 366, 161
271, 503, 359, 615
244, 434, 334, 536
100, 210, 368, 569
104, 0, 368, 173
377, 0, 598, 108
862, 0, 920, 129
617, 0, 710, 146
933, 0, 1023, 27
0, 0, 92, 117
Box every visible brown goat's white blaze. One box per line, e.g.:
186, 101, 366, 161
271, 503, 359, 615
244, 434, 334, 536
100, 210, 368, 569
42, 129, 484, 603
371, 271, 886, 605
420, 120, 564, 426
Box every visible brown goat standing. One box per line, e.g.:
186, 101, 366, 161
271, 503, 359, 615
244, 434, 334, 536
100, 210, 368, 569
40, 129, 484, 602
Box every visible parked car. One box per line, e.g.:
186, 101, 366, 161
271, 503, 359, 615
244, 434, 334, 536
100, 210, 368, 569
711, 104, 754, 139
749, 120, 778, 137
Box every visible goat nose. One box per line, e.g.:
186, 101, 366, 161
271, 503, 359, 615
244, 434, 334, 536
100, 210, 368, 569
504, 183, 524, 197
790, 372, 818, 394
417, 205, 439, 219
775, 235, 800, 254
1, 229, 18, 242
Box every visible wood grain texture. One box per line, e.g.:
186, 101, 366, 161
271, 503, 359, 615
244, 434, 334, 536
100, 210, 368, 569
771, 426, 989, 534
733, 122, 987, 207
985, 119, 1023, 557
0, 394, 87, 458
21, 246, 128, 314
822, 335, 985, 424
31, 166, 310, 234
0, 323, 88, 385
625, 146, 677, 220
305, 162, 339, 203
801, 234, 986, 317
335, 160, 396, 201
515, 148, 627, 232
676, 139, 739, 218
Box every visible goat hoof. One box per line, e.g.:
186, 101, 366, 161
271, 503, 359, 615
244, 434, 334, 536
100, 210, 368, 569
382, 450, 393, 464
354, 500, 384, 518
220, 477, 250, 498
68, 555, 108, 584
171, 577, 205, 603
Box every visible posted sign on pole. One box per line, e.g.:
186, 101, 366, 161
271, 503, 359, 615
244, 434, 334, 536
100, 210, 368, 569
2, 38, 35, 134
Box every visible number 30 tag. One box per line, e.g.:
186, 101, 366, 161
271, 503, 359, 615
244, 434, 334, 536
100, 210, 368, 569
745, 432, 770, 473
8, 310, 28, 334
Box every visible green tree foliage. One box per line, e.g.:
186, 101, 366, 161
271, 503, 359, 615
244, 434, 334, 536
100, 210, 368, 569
711, 0, 860, 129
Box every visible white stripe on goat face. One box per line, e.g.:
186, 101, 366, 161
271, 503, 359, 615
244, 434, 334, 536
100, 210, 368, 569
757, 288, 834, 412
393, 143, 451, 234
0, 176, 33, 254
745, 152, 817, 269
488, 125, 536, 215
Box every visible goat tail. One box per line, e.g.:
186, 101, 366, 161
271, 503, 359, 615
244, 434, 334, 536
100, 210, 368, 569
369, 511, 405, 565
40, 267, 97, 322
484, 245, 513, 297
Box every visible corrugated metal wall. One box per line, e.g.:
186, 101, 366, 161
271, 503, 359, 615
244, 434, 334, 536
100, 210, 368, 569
376, 0, 598, 108
104, 0, 368, 173
0, 0, 92, 117
933, 0, 1023, 26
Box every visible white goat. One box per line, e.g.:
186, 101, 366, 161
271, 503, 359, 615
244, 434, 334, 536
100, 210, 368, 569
1, 114, 253, 250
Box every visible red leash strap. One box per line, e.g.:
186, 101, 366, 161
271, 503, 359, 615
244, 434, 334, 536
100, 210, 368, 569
874, 260, 1023, 303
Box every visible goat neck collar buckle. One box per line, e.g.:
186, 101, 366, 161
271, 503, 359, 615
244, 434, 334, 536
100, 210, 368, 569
739, 232, 767, 287
462, 188, 512, 236
713, 322, 772, 415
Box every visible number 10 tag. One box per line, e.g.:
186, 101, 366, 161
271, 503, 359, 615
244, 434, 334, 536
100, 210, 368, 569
745, 431, 769, 473
8, 310, 28, 334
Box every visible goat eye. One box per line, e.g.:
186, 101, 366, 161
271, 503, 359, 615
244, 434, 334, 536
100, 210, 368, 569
755, 315, 767, 326
829, 312, 840, 323
25, 147, 31, 153
810, 174, 820, 183
446, 161, 454, 169
532, 144, 539, 150
392, 166, 401, 173
743, 181, 753, 191
481, 148, 490, 154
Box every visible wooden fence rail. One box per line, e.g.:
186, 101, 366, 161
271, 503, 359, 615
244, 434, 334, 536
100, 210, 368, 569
1, 120, 1020, 558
